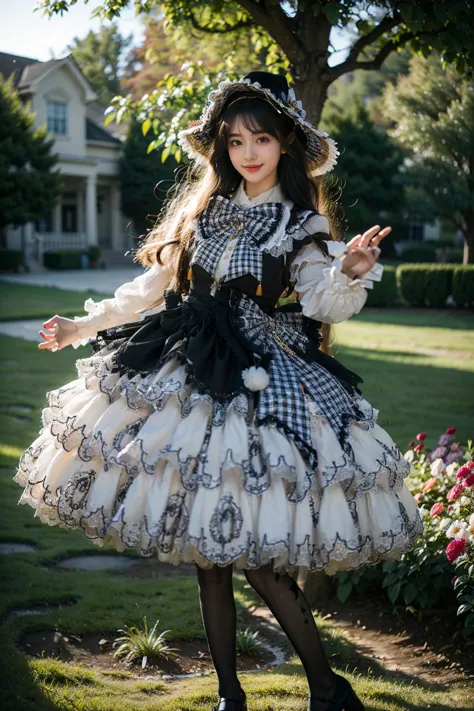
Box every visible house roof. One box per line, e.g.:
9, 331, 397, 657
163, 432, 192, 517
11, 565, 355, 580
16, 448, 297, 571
86, 117, 121, 144
0, 51, 123, 146
0, 52, 39, 87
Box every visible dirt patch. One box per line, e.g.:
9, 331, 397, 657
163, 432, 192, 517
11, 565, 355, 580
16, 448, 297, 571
17, 630, 275, 677
320, 594, 474, 686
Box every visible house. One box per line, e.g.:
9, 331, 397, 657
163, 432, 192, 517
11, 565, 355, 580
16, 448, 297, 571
0, 51, 132, 269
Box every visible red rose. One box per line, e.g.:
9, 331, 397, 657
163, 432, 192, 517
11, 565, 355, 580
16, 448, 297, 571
466, 461, 474, 471
463, 472, 474, 487
417, 432, 427, 441
446, 428, 456, 435
456, 465, 471, 480
447, 484, 465, 502
451, 575, 458, 584
415, 443, 425, 452
430, 502, 445, 517
409, 440, 415, 448
446, 538, 466, 562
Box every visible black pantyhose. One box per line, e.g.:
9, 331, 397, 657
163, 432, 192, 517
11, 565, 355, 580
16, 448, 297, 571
196, 563, 243, 700
244, 565, 337, 701
196, 562, 337, 708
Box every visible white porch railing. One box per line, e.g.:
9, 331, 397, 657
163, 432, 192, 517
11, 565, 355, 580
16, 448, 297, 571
34, 232, 88, 263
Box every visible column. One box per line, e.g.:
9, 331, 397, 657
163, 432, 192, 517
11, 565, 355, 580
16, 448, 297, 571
53, 200, 61, 234
110, 182, 123, 251
85, 174, 98, 246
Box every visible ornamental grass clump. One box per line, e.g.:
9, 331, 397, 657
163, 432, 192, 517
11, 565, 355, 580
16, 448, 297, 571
112, 611, 178, 668
236, 627, 265, 657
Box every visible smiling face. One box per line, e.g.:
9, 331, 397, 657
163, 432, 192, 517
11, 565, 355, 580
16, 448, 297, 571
226, 117, 285, 196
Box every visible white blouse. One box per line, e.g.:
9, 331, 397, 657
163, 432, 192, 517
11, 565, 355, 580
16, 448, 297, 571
71, 181, 383, 347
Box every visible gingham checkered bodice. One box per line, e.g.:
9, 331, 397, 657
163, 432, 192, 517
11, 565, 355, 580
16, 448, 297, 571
189, 194, 321, 304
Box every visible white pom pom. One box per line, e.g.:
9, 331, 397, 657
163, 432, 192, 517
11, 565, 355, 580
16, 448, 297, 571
242, 366, 269, 391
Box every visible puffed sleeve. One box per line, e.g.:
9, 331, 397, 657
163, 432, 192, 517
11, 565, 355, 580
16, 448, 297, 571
70, 261, 172, 348
290, 240, 384, 324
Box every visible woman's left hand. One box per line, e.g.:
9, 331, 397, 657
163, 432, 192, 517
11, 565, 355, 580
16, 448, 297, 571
340, 225, 391, 278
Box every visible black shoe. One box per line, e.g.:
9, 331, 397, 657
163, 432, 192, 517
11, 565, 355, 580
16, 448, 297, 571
308, 673, 364, 711
212, 689, 247, 711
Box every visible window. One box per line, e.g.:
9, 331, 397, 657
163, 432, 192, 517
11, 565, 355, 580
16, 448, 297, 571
47, 100, 67, 135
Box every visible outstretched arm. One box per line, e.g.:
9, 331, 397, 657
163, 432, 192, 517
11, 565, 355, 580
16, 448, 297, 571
39, 261, 172, 351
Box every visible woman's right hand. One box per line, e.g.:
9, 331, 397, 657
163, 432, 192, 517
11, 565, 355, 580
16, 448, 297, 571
38, 316, 81, 352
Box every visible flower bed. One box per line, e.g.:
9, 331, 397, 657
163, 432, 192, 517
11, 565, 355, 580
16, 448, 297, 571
334, 427, 474, 639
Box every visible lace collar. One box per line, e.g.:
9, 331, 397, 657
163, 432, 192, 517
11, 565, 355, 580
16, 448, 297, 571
231, 180, 294, 210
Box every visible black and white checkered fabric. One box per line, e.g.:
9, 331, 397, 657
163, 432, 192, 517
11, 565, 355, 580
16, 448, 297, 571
231, 293, 375, 457
191, 195, 324, 283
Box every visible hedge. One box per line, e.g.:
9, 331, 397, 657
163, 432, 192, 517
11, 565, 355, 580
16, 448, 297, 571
43, 250, 83, 270
452, 265, 474, 309
0, 249, 23, 272
365, 265, 398, 307
395, 264, 474, 308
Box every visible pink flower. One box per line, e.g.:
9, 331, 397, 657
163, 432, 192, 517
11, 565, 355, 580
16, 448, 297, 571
415, 443, 425, 453
422, 477, 437, 493
417, 432, 427, 441
463, 472, 474, 487
446, 428, 456, 435
414, 493, 422, 503
451, 575, 458, 584
450, 442, 462, 453
466, 461, 474, 471
430, 502, 445, 517
446, 538, 466, 562
447, 484, 465, 502
456, 465, 471, 480
409, 440, 415, 448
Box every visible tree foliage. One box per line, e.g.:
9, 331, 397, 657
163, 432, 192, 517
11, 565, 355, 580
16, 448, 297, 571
68, 22, 132, 105
323, 102, 404, 252
37, 1, 474, 158
383, 55, 474, 263
120, 117, 180, 237
0, 75, 61, 247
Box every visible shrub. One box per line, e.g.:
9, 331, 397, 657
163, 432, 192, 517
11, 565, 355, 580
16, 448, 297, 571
365, 265, 398, 307
400, 244, 437, 262
43, 250, 82, 270
0, 249, 22, 272
397, 264, 454, 307
442, 248, 464, 263
452, 266, 474, 309
87, 245, 101, 263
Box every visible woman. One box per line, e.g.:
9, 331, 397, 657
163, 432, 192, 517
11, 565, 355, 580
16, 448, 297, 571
15, 71, 423, 711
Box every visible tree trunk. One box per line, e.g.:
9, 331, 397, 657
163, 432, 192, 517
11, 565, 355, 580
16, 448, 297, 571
292, 69, 331, 127
463, 207, 474, 264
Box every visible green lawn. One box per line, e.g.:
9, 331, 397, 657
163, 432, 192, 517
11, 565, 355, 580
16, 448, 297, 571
0, 288, 473, 709
0, 282, 112, 321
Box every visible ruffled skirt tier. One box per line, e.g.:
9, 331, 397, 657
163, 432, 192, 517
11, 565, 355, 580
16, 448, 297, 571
14, 336, 423, 574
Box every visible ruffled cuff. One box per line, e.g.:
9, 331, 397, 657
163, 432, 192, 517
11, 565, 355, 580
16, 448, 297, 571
326, 241, 384, 290
70, 298, 121, 349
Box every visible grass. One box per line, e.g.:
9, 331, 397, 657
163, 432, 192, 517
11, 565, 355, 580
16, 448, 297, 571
0, 282, 113, 321
0, 286, 473, 709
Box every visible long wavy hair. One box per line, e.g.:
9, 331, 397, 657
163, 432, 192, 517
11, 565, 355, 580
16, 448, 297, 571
135, 96, 343, 354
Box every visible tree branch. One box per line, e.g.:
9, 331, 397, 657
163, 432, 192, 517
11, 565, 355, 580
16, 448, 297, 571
236, 0, 307, 65
329, 31, 415, 80
188, 12, 254, 34
347, 12, 401, 62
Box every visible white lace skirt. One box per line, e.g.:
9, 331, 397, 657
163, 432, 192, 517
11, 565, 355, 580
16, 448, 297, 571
14, 341, 423, 575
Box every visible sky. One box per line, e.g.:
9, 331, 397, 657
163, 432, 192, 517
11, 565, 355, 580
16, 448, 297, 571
0, 0, 145, 61
0, 0, 349, 65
